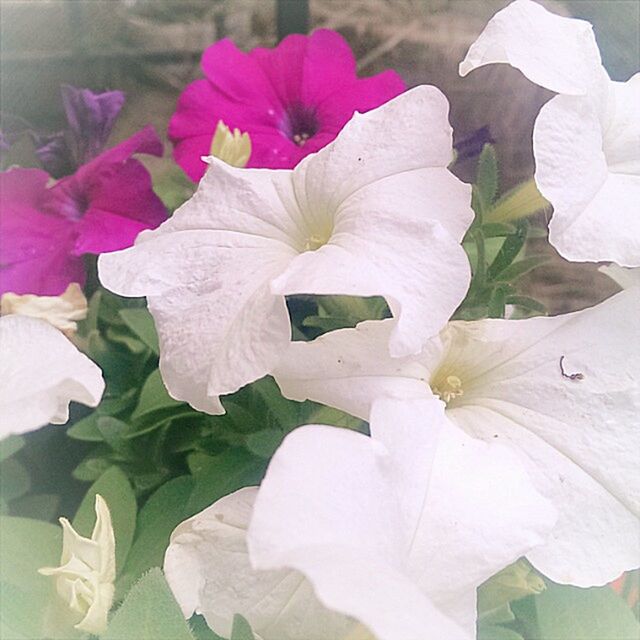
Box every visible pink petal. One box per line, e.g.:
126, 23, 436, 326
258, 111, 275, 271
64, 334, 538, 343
74, 159, 167, 255
75, 124, 163, 183
0, 168, 82, 295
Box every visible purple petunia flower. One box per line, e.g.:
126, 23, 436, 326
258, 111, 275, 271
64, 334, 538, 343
33, 85, 126, 178
169, 29, 406, 180
0, 126, 166, 296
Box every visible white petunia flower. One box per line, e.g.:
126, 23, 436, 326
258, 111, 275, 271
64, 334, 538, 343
0, 283, 88, 335
98, 86, 473, 414
247, 398, 556, 640
273, 290, 640, 587
460, 0, 640, 267
0, 315, 104, 436
164, 486, 357, 640
39, 494, 116, 635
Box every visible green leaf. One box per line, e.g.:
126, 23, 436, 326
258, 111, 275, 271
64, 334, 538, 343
505, 296, 547, 315
0, 435, 25, 462
244, 429, 284, 458
482, 222, 517, 238
488, 285, 508, 319
487, 223, 527, 280
67, 413, 104, 442
132, 369, 184, 420
478, 625, 524, 640
102, 568, 195, 640
190, 615, 225, 640
120, 477, 195, 592
476, 144, 499, 209
72, 454, 114, 482
230, 614, 256, 640
10, 493, 60, 521
532, 581, 640, 640
72, 466, 137, 574
0, 457, 30, 503
494, 256, 549, 282
0, 517, 84, 639
186, 448, 266, 516
119, 308, 160, 354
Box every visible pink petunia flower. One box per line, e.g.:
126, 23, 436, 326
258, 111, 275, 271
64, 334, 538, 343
168, 29, 406, 180
0, 126, 166, 296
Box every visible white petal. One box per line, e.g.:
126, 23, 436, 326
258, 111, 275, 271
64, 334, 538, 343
148, 270, 290, 414
0, 315, 104, 436
459, 0, 605, 95
97, 157, 303, 413
442, 291, 640, 585
536, 93, 640, 266
249, 399, 554, 639
601, 74, 640, 175
292, 86, 457, 218
164, 487, 353, 640
272, 211, 471, 357
599, 264, 640, 289
274, 319, 431, 420
277, 291, 640, 586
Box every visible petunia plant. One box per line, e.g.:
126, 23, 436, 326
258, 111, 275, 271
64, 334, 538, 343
0, 4, 638, 640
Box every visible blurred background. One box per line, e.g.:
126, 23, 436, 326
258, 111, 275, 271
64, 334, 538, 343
1, 0, 639, 312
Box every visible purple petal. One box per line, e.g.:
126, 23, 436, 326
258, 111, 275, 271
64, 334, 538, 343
61, 84, 125, 164
32, 131, 76, 178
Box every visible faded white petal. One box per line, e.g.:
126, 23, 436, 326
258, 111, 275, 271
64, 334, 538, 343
164, 487, 354, 640
459, 0, 604, 95
599, 264, 640, 289
40, 495, 115, 635
0, 283, 87, 334
248, 399, 555, 640
0, 315, 104, 436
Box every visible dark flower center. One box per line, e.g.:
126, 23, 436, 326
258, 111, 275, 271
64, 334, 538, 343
281, 103, 319, 146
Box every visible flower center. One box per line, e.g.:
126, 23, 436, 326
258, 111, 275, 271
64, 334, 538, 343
431, 374, 464, 405
281, 103, 319, 146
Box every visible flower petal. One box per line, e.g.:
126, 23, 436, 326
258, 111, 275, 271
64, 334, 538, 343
0, 315, 104, 435
459, 0, 604, 95
98, 160, 302, 413
291, 85, 456, 216
164, 487, 353, 640
0, 168, 84, 296
276, 290, 639, 586
274, 319, 429, 420
271, 213, 471, 357
599, 264, 640, 290
249, 398, 554, 639
441, 291, 640, 585
536, 92, 640, 266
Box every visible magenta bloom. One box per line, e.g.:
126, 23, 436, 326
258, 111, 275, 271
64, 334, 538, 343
169, 29, 406, 180
0, 126, 166, 296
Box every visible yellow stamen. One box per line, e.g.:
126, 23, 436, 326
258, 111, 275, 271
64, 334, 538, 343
432, 374, 464, 404
210, 120, 251, 167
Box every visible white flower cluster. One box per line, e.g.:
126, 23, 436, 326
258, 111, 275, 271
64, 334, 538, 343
97, 2, 639, 638
3, 2, 636, 639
